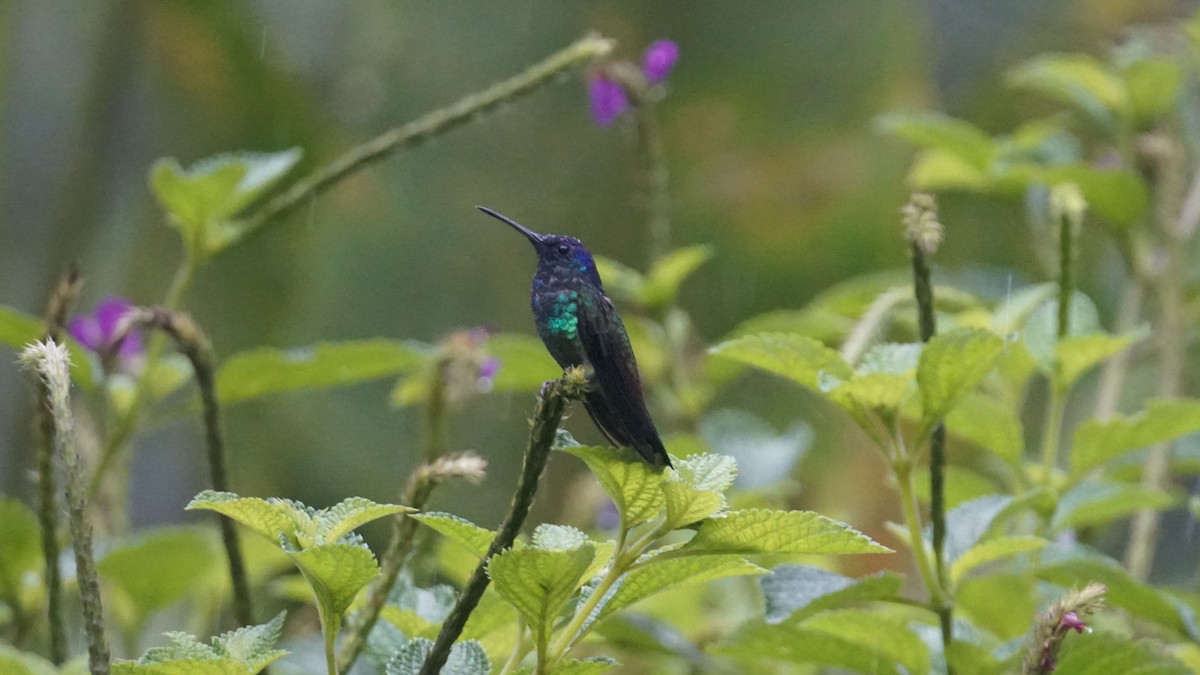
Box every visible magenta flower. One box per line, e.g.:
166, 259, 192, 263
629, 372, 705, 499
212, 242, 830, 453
588, 76, 630, 128
1060, 612, 1088, 634
642, 39, 679, 83
68, 297, 144, 364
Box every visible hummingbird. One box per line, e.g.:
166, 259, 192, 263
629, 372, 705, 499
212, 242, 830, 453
479, 206, 672, 469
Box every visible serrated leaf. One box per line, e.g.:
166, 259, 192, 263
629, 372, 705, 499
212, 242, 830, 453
98, 527, 217, 631
412, 513, 500, 558
698, 409, 810, 490
314, 497, 411, 544
187, 491, 310, 543
1055, 631, 1190, 674
680, 509, 891, 555
662, 482, 725, 529
949, 536, 1047, 585
641, 245, 713, 308
943, 393, 1025, 465
662, 453, 737, 527
875, 110, 996, 167
218, 340, 428, 405
562, 446, 665, 528
917, 328, 1005, 431
597, 554, 763, 621
489, 544, 594, 645
292, 542, 380, 619
386, 638, 491, 675
857, 342, 922, 375
709, 333, 853, 391
1040, 547, 1195, 638
825, 371, 914, 420
1072, 398, 1200, 475
213, 611, 288, 670
759, 564, 904, 624
0, 498, 40, 602
112, 659, 251, 674
1006, 53, 1129, 131
532, 524, 589, 551
1051, 480, 1175, 532
1021, 293, 1101, 372
151, 149, 302, 260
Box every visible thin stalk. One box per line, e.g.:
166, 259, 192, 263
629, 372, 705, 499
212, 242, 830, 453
337, 453, 485, 673
21, 341, 110, 674
606, 61, 671, 262
1092, 280, 1144, 421
1039, 388, 1066, 484
893, 456, 948, 613
237, 35, 613, 246
322, 612, 339, 675
34, 266, 81, 663
110, 308, 253, 627
418, 375, 580, 675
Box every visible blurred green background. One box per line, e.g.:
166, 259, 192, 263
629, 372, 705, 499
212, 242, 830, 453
1, 0, 1193, 539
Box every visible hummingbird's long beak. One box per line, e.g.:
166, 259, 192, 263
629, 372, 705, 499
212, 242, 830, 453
477, 206, 545, 246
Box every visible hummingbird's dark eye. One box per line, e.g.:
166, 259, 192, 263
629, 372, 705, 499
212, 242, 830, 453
556, 243, 571, 255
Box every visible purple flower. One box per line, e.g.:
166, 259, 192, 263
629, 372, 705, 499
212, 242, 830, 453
642, 39, 679, 84
477, 357, 501, 381
68, 297, 143, 364
1060, 612, 1088, 634
595, 498, 620, 531
588, 75, 630, 128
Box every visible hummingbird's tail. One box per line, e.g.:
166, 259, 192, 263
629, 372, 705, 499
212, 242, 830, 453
582, 392, 673, 469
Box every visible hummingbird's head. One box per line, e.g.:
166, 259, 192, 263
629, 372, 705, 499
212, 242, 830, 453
477, 206, 602, 283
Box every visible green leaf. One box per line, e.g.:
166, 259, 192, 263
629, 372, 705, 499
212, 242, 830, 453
597, 554, 764, 621
661, 453, 737, 528
874, 110, 996, 168
709, 333, 853, 391
943, 393, 1025, 465
0, 498, 40, 603
218, 340, 428, 404
0, 305, 96, 388
484, 333, 560, 394
1036, 164, 1149, 228
955, 573, 1038, 640
411, 512, 500, 558
1040, 548, 1195, 638
386, 638, 491, 675
944, 496, 1013, 563
545, 658, 618, 674
98, 527, 218, 631
1051, 480, 1175, 532
1055, 631, 1190, 675
759, 564, 904, 624
680, 509, 891, 555
314, 497, 412, 544
187, 491, 310, 543
291, 542, 380, 619
113, 611, 287, 674
1054, 331, 1140, 392
908, 148, 991, 190
1072, 398, 1200, 475
1006, 53, 1129, 131
531, 524, 589, 551
562, 446, 666, 528
0, 645, 58, 675
823, 371, 913, 422
489, 543, 594, 646
151, 149, 302, 260
1020, 292, 1101, 373
722, 610, 929, 675
949, 536, 1047, 585
1123, 57, 1183, 125
917, 328, 1005, 431
641, 245, 714, 308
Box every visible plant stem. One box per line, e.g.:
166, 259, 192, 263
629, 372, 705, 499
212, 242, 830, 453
34, 266, 81, 663
338, 453, 486, 673
1039, 388, 1066, 484
418, 377, 578, 675
236, 34, 613, 247
21, 340, 111, 674
1092, 280, 1144, 420
894, 455, 949, 615
110, 308, 253, 627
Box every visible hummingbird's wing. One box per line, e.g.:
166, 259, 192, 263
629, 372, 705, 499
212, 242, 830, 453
577, 290, 672, 468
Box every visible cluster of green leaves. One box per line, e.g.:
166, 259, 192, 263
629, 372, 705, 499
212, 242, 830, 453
411, 446, 887, 673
